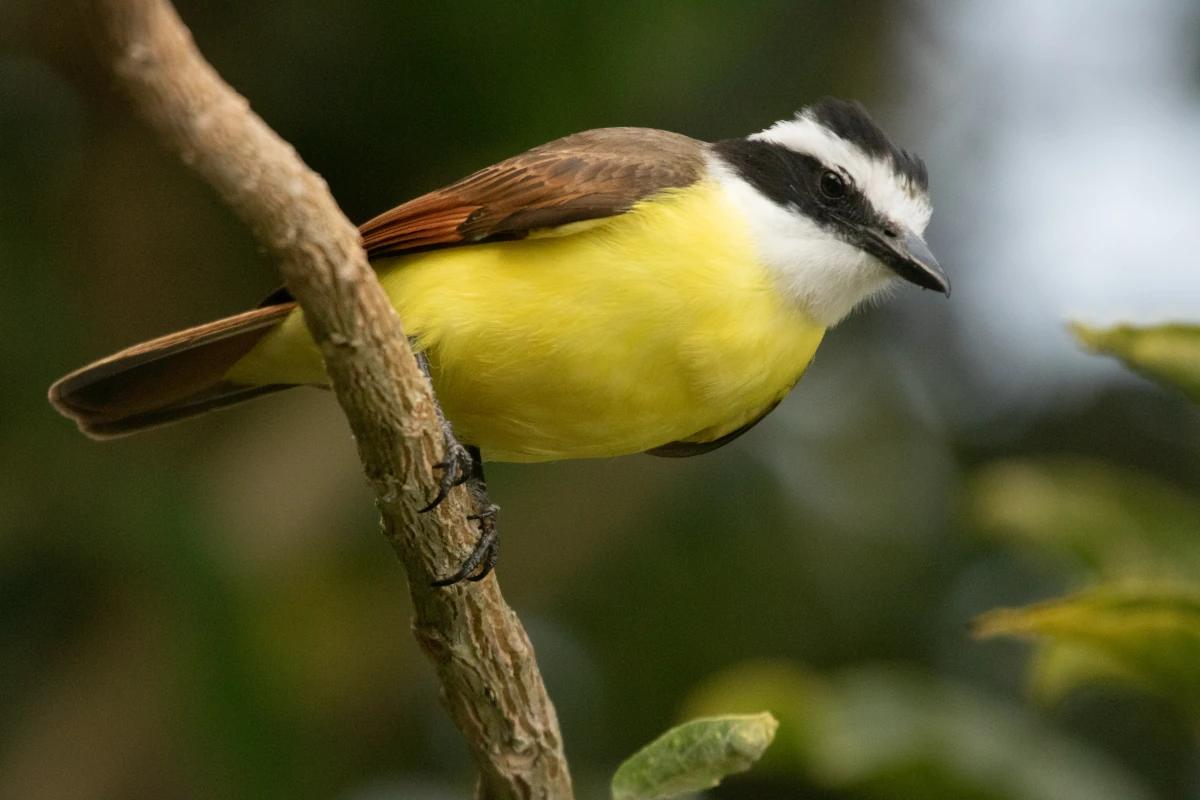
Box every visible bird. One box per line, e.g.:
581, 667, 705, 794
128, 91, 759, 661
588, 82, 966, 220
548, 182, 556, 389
49, 98, 947, 583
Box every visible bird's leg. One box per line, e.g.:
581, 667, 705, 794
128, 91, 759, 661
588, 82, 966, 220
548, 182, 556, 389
411, 352, 501, 586
416, 351, 475, 513
432, 446, 501, 587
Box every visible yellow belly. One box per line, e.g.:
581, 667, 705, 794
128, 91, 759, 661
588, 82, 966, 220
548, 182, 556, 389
227, 181, 825, 462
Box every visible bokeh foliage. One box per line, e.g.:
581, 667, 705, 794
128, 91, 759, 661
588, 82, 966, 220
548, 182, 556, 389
1072, 323, 1200, 406
3, 3, 1200, 800
682, 661, 1154, 800
975, 324, 1200, 726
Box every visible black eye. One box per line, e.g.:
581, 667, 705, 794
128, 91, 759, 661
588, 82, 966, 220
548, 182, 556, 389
819, 169, 848, 200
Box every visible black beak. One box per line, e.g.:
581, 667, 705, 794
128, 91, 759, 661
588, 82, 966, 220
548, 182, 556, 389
869, 228, 950, 296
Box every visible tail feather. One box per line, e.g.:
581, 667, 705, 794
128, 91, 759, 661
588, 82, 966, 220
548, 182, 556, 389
49, 303, 298, 439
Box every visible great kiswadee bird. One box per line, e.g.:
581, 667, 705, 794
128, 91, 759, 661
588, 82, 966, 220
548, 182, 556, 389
49, 98, 947, 584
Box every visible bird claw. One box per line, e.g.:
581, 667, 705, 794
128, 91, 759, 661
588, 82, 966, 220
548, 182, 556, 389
432, 503, 500, 586
413, 353, 502, 586
418, 424, 501, 587
419, 435, 475, 513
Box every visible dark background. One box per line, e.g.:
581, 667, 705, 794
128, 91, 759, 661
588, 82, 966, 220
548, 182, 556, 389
3, 2, 1199, 798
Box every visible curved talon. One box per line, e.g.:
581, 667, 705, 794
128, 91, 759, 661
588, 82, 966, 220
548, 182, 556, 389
432, 503, 500, 587
466, 536, 499, 582
420, 442, 475, 513
418, 477, 452, 513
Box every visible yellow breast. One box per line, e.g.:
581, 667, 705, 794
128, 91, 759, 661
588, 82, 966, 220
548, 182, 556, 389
229, 180, 826, 462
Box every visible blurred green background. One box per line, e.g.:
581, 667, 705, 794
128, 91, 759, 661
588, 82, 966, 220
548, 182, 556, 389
4, 1, 1200, 798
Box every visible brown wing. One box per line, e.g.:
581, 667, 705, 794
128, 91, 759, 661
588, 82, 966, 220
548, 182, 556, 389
358, 127, 708, 259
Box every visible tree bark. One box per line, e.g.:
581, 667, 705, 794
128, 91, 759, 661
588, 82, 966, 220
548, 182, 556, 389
83, 2, 573, 797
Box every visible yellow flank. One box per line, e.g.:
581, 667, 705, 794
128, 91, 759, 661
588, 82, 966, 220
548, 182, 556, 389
226, 180, 826, 462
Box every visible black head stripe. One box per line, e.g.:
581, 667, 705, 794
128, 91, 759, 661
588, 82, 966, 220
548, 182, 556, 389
713, 138, 822, 213
804, 98, 928, 190
713, 138, 888, 238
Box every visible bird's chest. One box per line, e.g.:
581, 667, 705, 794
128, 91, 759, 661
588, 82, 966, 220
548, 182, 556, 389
432, 294, 821, 461
382, 184, 826, 460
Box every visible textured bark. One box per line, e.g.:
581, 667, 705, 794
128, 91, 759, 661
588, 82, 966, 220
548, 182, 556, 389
83, 2, 572, 797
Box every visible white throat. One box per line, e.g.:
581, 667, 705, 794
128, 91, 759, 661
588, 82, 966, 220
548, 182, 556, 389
706, 154, 899, 328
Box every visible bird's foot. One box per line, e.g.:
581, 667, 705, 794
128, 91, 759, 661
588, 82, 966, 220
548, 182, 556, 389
412, 352, 502, 586
419, 425, 476, 513
420, 425, 500, 586
432, 502, 500, 587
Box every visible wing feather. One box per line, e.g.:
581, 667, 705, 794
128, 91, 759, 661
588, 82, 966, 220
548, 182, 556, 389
645, 399, 782, 458
358, 127, 707, 259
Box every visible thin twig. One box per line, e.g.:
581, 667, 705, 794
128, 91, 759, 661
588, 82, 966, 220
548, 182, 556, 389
83, 2, 573, 797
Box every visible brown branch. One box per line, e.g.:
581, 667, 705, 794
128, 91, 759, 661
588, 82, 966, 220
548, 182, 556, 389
83, 2, 572, 797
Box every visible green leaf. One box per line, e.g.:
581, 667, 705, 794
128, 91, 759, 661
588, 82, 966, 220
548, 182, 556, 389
1071, 321, 1200, 403
611, 713, 778, 800
976, 583, 1200, 711
968, 457, 1200, 578
1023, 639, 1143, 707
683, 662, 1152, 800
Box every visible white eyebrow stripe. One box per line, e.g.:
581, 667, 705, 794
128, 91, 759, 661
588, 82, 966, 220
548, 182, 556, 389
750, 116, 932, 235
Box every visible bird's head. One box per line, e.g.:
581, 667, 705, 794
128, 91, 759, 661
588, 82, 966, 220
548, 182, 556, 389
710, 98, 948, 326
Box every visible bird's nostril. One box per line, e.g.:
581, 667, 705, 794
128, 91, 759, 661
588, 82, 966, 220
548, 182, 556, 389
883, 227, 899, 239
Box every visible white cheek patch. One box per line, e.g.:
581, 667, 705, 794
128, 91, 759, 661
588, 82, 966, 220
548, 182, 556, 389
708, 157, 899, 327
751, 116, 932, 235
